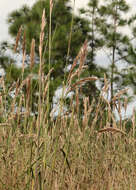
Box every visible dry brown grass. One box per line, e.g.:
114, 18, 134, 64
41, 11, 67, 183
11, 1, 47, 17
0, 7, 136, 190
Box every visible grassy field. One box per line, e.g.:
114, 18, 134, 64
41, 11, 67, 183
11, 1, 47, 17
0, 79, 136, 190
0, 9, 136, 190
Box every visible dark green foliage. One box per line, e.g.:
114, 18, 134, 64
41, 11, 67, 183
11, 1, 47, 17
7, 0, 89, 62
7, 0, 92, 106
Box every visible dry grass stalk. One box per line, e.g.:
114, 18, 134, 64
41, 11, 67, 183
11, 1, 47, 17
15, 79, 20, 96
8, 110, 28, 121
1, 77, 6, 94
43, 81, 49, 99
11, 77, 30, 103
76, 88, 79, 114
69, 77, 98, 92
14, 26, 22, 52
107, 105, 112, 121
39, 9, 46, 58
124, 97, 128, 113
67, 40, 88, 82
26, 76, 31, 101
132, 109, 135, 137
82, 97, 89, 127
118, 99, 122, 115
0, 123, 11, 127
16, 95, 23, 126
68, 64, 88, 87
21, 31, 26, 75
22, 31, 26, 55
30, 39, 35, 70
67, 70, 79, 87
35, 10, 46, 189
78, 40, 88, 77
110, 112, 119, 129
11, 80, 20, 114
83, 102, 95, 126
44, 68, 54, 83
90, 97, 102, 129
22, 50, 26, 74
98, 127, 126, 135
0, 95, 2, 105
88, 98, 95, 114
8, 82, 16, 94
67, 55, 80, 82
102, 74, 109, 93
50, 0, 53, 14
112, 88, 128, 102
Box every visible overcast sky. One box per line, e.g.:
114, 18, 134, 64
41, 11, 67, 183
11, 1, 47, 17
0, 0, 35, 42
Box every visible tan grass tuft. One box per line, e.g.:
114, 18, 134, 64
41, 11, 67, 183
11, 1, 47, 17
43, 82, 49, 99
132, 109, 135, 137
82, 97, 90, 127
67, 55, 79, 82
75, 88, 79, 114
78, 39, 88, 77
112, 88, 128, 102
14, 26, 22, 52
22, 31, 26, 74
124, 97, 128, 113
22, 31, 26, 55
102, 74, 109, 92
67, 40, 88, 82
26, 76, 31, 101
69, 77, 98, 92
50, 0, 53, 14
98, 127, 126, 135
39, 9, 46, 58
30, 39, 35, 70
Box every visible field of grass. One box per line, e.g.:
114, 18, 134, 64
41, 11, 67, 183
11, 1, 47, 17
0, 79, 136, 190
0, 9, 136, 190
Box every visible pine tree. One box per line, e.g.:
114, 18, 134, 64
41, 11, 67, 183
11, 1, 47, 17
7, 0, 91, 105
78, 0, 105, 99
98, 0, 131, 107
118, 14, 136, 95
80, 0, 135, 126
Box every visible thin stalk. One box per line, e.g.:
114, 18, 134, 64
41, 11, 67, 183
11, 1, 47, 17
66, 0, 75, 65
111, 45, 116, 113
35, 9, 46, 190
59, 0, 75, 119
46, 0, 53, 123
91, 6, 95, 66
110, 1, 117, 127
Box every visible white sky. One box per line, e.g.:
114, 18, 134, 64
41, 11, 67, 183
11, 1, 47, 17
0, 0, 35, 42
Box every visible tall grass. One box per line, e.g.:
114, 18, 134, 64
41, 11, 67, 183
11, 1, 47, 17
0, 6, 136, 190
